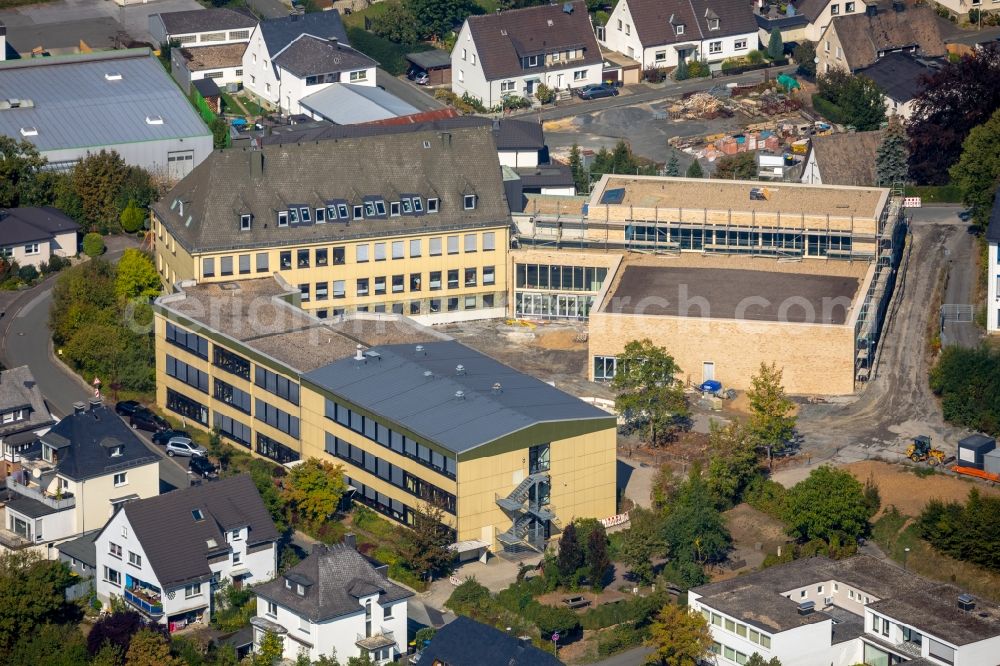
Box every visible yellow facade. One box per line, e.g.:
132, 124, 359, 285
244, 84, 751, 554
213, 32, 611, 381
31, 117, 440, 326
153, 213, 511, 319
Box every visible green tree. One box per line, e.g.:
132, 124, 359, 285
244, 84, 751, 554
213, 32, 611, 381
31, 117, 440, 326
210, 117, 229, 150
706, 420, 761, 507
586, 524, 611, 590
125, 629, 183, 666
794, 41, 817, 77
591, 140, 657, 177
83, 232, 106, 257
370, 1, 419, 44
398, 501, 454, 578
119, 200, 145, 233
950, 107, 1000, 228
347, 654, 375, 666
713, 152, 757, 180
72, 150, 131, 232
767, 28, 783, 60
612, 339, 688, 446
9, 623, 90, 666
785, 466, 876, 542
746, 654, 782, 666
0, 551, 75, 653
685, 159, 704, 178
284, 458, 348, 530
666, 151, 680, 177
569, 143, 588, 192
876, 115, 909, 187
644, 603, 713, 666
674, 58, 689, 81
662, 470, 731, 566
115, 249, 160, 302
249, 460, 289, 534
557, 522, 585, 581
746, 362, 796, 466
406, 0, 465, 40
0, 136, 49, 208
253, 631, 283, 666
816, 71, 886, 130
619, 506, 666, 584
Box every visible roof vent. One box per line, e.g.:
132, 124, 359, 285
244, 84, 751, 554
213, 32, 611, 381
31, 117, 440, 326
73, 402, 86, 415
547, 18, 554, 26
562, 2, 573, 13
105, 72, 123, 81
454, 390, 465, 400
958, 594, 976, 612
415, 344, 425, 354
20, 127, 38, 137
797, 601, 815, 615
501, 28, 508, 35
423, 370, 434, 379
492, 382, 503, 394
455, 364, 466, 375
145, 115, 164, 125
354, 344, 364, 361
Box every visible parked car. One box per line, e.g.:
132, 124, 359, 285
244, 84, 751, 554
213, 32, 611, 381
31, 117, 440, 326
577, 83, 619, 100
165, 437, 208, 458
407, 68, 429, 85
130, 409, 168, 432
115, 400, 142, 417
152, 429, 189, 446
188, 455, 218, 480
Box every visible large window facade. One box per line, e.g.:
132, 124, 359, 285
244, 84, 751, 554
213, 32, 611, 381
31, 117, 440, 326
255, 399, 300, 438
213, 412, 251, 447
256, 433, 300, 464
166, 388, 208, 425
255, 367, 300, 405
620, 223, 858, 258
514, 263, 608, 320
166, 356, 209, 393
214, 347, 251, 380
165, 323, 208, 359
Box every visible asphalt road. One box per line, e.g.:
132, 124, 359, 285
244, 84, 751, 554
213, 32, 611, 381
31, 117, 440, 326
593, 645, 655, 665
0, 241, 191, 492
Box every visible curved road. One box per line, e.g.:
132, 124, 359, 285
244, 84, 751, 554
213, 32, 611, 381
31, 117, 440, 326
0, 239, 190, 491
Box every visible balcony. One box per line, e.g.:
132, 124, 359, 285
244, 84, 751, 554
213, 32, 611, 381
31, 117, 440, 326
5, 476, 75, 511
356, 630, 396, 651
754, 2, 810, 30
124, 585, 163, 618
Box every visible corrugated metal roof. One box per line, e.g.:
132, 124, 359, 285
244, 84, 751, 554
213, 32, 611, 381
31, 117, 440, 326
0, 49, 211, 153
303, 340, 612, 455
299, 83, 418, 124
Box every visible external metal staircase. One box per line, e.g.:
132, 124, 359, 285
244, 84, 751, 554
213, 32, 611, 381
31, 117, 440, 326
496, 471, 554, 554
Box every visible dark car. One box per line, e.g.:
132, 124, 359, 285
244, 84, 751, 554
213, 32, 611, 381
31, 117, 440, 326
115, 400, 142, 417
152, 429, 189, 446
188, 455, 218, 480
577, 83, 619, 100
130, 408, 168, 433
407, 68, 429, 85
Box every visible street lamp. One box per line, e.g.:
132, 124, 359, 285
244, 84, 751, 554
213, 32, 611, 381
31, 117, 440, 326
903, 547, 911, 570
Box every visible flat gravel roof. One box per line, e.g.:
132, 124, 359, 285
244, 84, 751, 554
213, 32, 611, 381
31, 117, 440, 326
604, 265, 861, 325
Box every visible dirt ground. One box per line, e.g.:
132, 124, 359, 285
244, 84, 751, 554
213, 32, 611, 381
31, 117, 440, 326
845, 460, 1000, 517
717, 504, 791, 577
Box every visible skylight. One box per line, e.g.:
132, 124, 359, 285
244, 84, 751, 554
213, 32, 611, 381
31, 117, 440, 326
192, 509, 204, 521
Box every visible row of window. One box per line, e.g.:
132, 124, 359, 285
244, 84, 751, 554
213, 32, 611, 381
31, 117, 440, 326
709, 641, 754, 665
215, 346, 251, 381
324, 398, 456, 479
214, 378, 251, 414
166, 355, 210, 394
255, 399, 300, 438
297, 266, 496, 302
325, 433, 456, 513
514, 264, 608, 292
214, 411, 251, 447
256, 432, 300, 464
167, 388, 208, 425
304, 69, 367, 86
308, 292, 500, 320
255, 366, 300, 405
623, 226, 854, 255
515, 292, 596, 320
829, 2, 857, 15
108, 541, 142, 567
166, 322, 209, 360
702, 609, 771, 649
270, 195, 454, 229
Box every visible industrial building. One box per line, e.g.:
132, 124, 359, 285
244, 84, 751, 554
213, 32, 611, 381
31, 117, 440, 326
152, 276, 616, 554
0, 49, 212, 177
152, 125, 511, 325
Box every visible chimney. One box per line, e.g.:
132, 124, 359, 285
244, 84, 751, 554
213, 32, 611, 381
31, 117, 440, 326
454, 390, 465, 400
250, 150, 264, 179
89, 398, 102, 412
958, 594, 976, 612
354, 344, 364, 361
73, 402, 86, 416
344, 533, 357, 549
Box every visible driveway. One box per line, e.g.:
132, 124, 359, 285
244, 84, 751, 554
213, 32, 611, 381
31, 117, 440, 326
377, 68, 445, 113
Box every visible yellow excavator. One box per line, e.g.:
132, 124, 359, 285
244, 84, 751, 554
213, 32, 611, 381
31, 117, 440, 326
907, 435, 946, 465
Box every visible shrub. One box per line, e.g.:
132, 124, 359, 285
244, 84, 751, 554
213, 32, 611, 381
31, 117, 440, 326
82, 232, 105, 257
44, 255, 70, 273
744, 477, 788, 520
748, 49, 766, 64
811, 93, 848, 124
580, 592, 667, 630
18, 264, 38, 283
597, 624, 647, 657
500, 94, 532, 111
930, 346, 1000, 432
643, 66, 666, 83
535, 84, 555, 105
687, 60, 711, 78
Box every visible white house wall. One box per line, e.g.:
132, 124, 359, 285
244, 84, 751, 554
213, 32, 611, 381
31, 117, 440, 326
39, 137, 212, 182
498, 150, 540, 168
988, 241, 999, 333
602, 1, 644, 64
190, 66, 244, 89
451, 22, 492, 104
243, 26, 281, 107
274, 65, 377, 115
804, 0, 866, 41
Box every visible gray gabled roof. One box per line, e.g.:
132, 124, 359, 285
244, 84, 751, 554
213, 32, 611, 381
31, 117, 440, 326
420, 616, 562, 666
299, 82, 417, 124
0, 365, 54, 438
0, 207, 79, 246
156, 8, 257, 36
116, 474, 279, 588
260, 10, 349, 57
272, 34, 377, 78
303, 340, 612, 455
153, 125, 509, 254
858, 51, 939, 103
57, 529, 100, 568
256, 543, 412, 623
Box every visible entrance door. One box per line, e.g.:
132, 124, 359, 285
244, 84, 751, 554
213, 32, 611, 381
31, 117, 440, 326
525, 79, 536, 95
703, 362, 715, 382
556, 73, 564, 89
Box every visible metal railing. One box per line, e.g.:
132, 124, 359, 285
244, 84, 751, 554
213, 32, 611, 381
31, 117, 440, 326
124, 588, 163, 617
5, 477, 76, 510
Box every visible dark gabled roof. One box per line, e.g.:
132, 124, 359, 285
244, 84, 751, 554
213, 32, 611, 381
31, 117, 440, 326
156, 8, 257, 36
829, 1, 945, 71
116, 474, 278, 588
154, 125, 509, 254
465, 1, 603, 80
858, 51, 939, 103
0, 365, 54, 438
37, 404, 157, 482
272, 34, 377, 78
260, 10, 349, 57
0, 207, 79, 246
302, 340, 613, 455
493, 118, 543, 150
625, 0, 758, 48
57, 530, 100, 568
419, 616, 562, 666
256, 543, 412, 623
809, 130, 882, 187
987, 185, 1000, 244
193, 77, 222, 99
514, 163, 575, 188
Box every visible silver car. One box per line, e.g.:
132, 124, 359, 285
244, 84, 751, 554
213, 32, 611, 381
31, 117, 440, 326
165, 437, 207, 458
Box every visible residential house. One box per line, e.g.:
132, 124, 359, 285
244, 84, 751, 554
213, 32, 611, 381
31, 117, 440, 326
857, 51, 941, 119
57, 530, 99, 600
0, 207, 79, 269
600, 0, 759, 70
452, 1, 604, 107
929, 0, 996, 20
690, 555, 1000, 666
983, 187, 1000, 334
149, 8, 257, 48
753, 0, 866, 45
94, 474, 279, 629
817, 1, 945, 75
800, 130, 882, 186
242, 11, 377, 116
0, 365, 54, 474
171, 43, 248, 94
252, 538, 412, 664
418, 616, 562, 665
0, 400, 159, 556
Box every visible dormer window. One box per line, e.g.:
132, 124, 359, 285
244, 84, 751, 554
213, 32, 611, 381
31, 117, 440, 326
676, 24, 685, 35
240, 214, 252, 231
288, 208, 299, 224
374, 201, 386, 216
364, 201, 376, 217
525, 55, 539, 67
297, 584, 305, 595
338, 203, 349, 219
285, 578, 292, 589
277, 211, 288, 227
390, 202, 401, 216
708, 18, 719, 30
315, 207, 325, 223
413, 197, 423, 213
464, 194, 477, 210
326, 204, 338, 220
300, 207, 311, 223
42, 444, 54, 463
192, 509, 204, 521
109, 445, 124, 457
401, 198, 413, 214
353, 205, 364, 220
427, 198, 439, 213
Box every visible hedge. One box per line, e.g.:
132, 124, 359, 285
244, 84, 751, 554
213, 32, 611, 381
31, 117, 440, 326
811, 93, 848, 125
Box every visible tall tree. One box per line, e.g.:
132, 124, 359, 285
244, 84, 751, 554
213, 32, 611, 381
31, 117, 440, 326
908, 44, 1000, 185
406, 0, 466, 40
706, 420, 761, 507
612, 339, 688, 446
0, 136, 48, 208
72, 150, 131, 232
816, 70, 886, 130
0, 551, 75, 654
253, 631, 284, 666
124, 629, 183, 666
666, 151, 680, 177
370, 1, 419, 43
115, 249, 161, 302
557, 522, 585, 580
398, 502, 454, 578
950, 107, 1000, 228
784, 466, 876, 542
794, 41, 816, 77
283, 458, 348, 531
586, 526, 611, 590
644, 603, 713, 666
685, 159, 704, 178
746, 655, 782, 666
9, 622, 90, 666
569, 143, 588, 193
746, 362, 796, 466
620, 506, 666, 584
876, 116, 909, 187
87, 611, 151, 658
119, 200, 146, 233
767, 28, 783, 61
662, 470, 731, 566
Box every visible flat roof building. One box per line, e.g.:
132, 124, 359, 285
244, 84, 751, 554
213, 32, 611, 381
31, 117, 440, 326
0, 49, 212, 178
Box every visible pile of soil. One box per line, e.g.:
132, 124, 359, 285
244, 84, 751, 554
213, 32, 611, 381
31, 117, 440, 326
845, 460, 1000, 516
